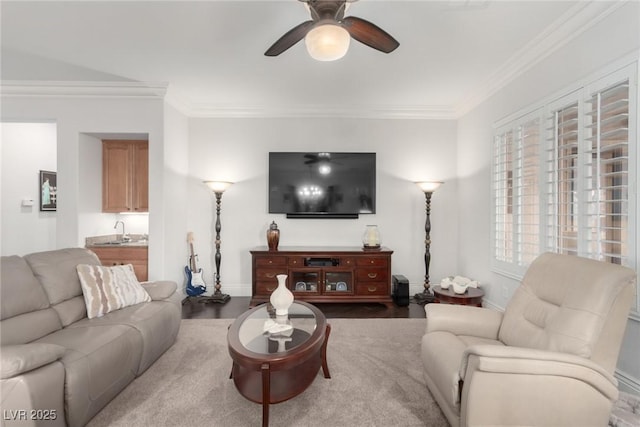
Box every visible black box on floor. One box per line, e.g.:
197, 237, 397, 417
392, 275, 410, 306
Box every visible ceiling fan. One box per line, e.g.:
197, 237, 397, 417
265, 0, 399, 61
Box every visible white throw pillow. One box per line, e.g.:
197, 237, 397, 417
77, 264, 151, 319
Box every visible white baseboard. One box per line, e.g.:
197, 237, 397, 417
616, 369, 640, 395
481, 299, 505, 312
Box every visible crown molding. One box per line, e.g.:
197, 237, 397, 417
0, 80, 168, 98
454, 0, 628, 118
182, 103, 458, 120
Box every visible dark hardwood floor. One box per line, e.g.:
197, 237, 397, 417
181, 296, 427, 319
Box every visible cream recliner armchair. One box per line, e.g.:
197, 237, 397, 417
421, 252, 636, 427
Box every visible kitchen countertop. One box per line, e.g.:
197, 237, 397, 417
85, 234, 148, 248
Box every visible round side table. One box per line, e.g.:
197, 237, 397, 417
432, 285, 484, 307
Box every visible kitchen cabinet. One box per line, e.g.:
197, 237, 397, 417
89, 246, 148, 282
102, 140, 148, 213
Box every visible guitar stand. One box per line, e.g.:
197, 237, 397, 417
196, 292, 231, 304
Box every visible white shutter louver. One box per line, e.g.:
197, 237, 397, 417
515, 118, 540, 265
546, 102, 579, 256
585, 80, 630, 265
493, 130, 513, 263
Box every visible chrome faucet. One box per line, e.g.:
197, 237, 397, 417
114, 220, 126, 241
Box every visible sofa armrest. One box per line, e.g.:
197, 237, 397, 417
141, 280, 177, 301
1, 344, 65, 379
460, 344, 618, 400
425, 304, 503, 340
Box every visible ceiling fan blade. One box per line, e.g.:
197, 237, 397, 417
342, 16, 399, 54
265, 20, 315, 56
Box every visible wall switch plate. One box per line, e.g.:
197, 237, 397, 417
21, 199, 35, 207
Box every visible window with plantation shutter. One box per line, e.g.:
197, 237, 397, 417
493, 130, 513, 264
493, 112, 541, 274
545, 100, 580, 257
584, 80, 630, 265
492, 61, 637, 314
516, 117, 541, 265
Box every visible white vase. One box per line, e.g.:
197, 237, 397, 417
270, 274, 294, 316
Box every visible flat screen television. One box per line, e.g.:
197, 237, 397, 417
269, 152, 376, 218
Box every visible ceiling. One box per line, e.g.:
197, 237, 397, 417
0, 1, 613, 119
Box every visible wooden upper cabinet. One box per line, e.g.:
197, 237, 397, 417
102, 140, 149, 213
133, 143, 149, 211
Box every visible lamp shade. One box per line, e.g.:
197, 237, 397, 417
204, 181, 233, 193
416, 181, 443, 193
305, 24, 350, 61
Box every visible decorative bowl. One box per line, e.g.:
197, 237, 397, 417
440, 277, 453, 290
452, 283, 468, 294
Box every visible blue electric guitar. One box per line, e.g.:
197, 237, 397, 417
185, 232, 206, 296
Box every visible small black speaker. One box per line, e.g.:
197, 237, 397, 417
392, 275, 410, 307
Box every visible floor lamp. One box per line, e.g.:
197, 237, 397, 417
200, 181, 233, 304
414, 181, 443, 305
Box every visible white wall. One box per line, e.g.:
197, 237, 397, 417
456, 1, 640, 394
0, 94, 172, 278
187, 117, 459, 296
162, 102, 190, 286
1, 122, 57, 255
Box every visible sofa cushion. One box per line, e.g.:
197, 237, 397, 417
1, 255, 51, 320
25, 248, 100, 304
25, 248, 101, 326
1, 343, 66, 379
77, 264, 151, 319
141, 280, 177, 301
69, 299, 181, 374
35, 324, 143, 427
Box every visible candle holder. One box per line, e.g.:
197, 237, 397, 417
362, 225, 381, 250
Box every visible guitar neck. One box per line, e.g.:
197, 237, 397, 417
189, 243, 198, 271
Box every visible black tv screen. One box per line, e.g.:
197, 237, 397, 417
269, 152, 376, 218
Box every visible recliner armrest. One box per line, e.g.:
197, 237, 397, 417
141, 280, 177, 301
1, 343, 65, 379
425, 304, 503, 339
460, 344, 618, 400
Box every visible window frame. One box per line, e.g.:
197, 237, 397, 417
491, 59, 639, 317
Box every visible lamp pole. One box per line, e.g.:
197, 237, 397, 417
199, 181, 232, 304
414, 182, 442, 304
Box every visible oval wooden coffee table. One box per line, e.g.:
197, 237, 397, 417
227, 301, 331, 427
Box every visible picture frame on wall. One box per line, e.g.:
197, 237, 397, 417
39, 170, 57, 211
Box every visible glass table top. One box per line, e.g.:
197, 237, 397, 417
238, 302, 318, 354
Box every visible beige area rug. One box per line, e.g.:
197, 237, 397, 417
87, 318, 447, 427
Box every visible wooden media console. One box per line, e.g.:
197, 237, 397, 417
250, 246, 394, 308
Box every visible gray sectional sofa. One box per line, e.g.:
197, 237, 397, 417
1, 248, 182, 427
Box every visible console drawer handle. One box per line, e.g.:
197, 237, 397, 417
265, 272, 276, 279
266, 286, 276, 292
367, 286, 377, 292
367, 273, 377, 279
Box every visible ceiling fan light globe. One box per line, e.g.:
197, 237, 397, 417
305, 24, 350, 61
